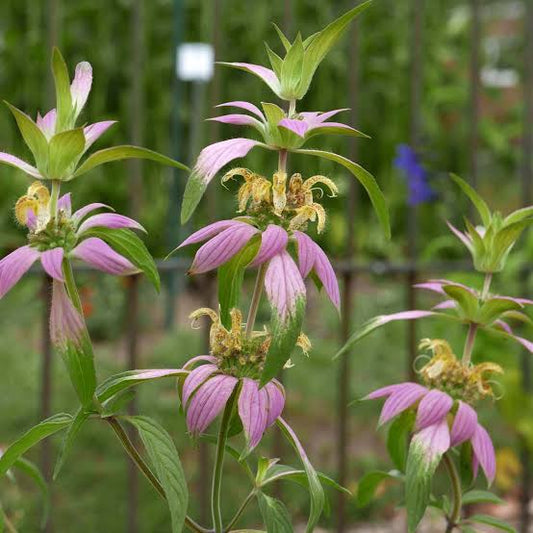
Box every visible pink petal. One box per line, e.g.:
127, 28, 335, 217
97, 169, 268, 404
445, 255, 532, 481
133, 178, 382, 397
222, 62, 281, 95
71, 61, 93, 115
0, 152, 42, 178
493, 319, 513, 334
0, 246, 40, 298
414, 281, 447, 294
182, 355, 218, 370
216, 101, 265, 120
71, 237, 137, 276
365, 382, 410, 400
193, 138, 260, 186
208, 114, 261, 127
313, 109, 350, 123
278, 118, 310, 138
178, 220, 244, 248
40, 248, 65, 282
312, 240, 340, 310
447, 221, 473, 250
238, 378, 269, 451
415, 389, 453, 430
57, 193, 72, 216
250, 225, 288, 267
36, 109, 57, 140
73, 203, 112, 222
379, 383, 427, 425
433, 300, 456, 310
376, 310, 436, 325
264, 380, 285, 427
293, 231, 315, 277
84, 121, 116, 149
264, 250, 306, 320
50, 280, 84, 347
450, 401, 478, 447
186, 374, 238, 435
190, 224, 258, 274
413, 419, 451, 462
77, 213, 145, 234
315, 121, 357, 131
182, 364, 219, 406
471, 423, 496, 485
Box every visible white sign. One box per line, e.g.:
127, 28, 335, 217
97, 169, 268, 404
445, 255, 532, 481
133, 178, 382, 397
177, 43, 214, 82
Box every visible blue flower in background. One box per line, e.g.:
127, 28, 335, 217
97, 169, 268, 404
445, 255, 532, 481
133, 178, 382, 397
394, 144, 435, 206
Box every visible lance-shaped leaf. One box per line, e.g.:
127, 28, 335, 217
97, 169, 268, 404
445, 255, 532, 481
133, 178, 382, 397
218, 62, 282, 97
257, 492, 293, 533
4, 102, 49, 172
280, 33, 304, 99
82, 227, 160, 291
478, 296, 524, 325
50, 280, 96, 407
334, 310, 438, 360
297, 1, 373, 98
442, 284, 479, 320
503, 205, 533, 226
124, 416, 188, 533
48, 128, 86, 179
53, 408, 91, 480
0, 414, 72, 477
387, 410, 414, 471
52, 48, 73, 132
218, 236, 261, 329
71, 145, 188, 179
96, 368, 187, 404
405, 420, 450, 533
181, 138, 267, 223
0, 152, 42, 178
261, 251, 306, 385
276, 418, 324, 532
357, 470, 403, 507
450, 173, 491, 227
295, 148, 390, 239
466, 515, 516, 532
461, 490, 504, 505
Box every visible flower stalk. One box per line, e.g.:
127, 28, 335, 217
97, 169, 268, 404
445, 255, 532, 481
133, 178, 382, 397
49, 180, 61, 222
462, 323, 478, 365
481, 272, 492, 301
224, 489, 257, 532
443, 454, 462, 532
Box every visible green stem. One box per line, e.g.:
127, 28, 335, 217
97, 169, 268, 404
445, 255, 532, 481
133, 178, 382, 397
49, 179, 61, 223
288, 99, 296, 117
481, 272, 492, 301
224, 489, 256, 532
211, 396, 235, 533
443, 454, 462, 532
63, 258, 83, 313
278, 149, 288, 174
462, 322, 478, 365
106, 417, 209, 533
245, 263, 267, 337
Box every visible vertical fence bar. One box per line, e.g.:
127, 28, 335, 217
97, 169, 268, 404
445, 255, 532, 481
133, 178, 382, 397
406, 0, 423, 382
126, 1, 144, 531
468, 0, 481, 195
336, 4, 360, 531
519, 2, 533, 531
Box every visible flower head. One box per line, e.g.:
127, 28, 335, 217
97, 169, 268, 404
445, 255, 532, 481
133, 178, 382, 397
180, 308, 309, 453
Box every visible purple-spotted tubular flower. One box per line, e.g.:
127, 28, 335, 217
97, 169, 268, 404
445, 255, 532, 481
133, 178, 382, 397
0, 183, 142, 299
366, 382, 495, 484
177, 219, 339, 311
179, 309, 295, 455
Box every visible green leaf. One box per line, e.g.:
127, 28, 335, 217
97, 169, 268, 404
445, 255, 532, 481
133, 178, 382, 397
450, 174, 491, 227
52, 48, 73, 132
265, 44, 283, 78
53, 408, 91, 480
462, 490, 504, 505
272, 23, 291, 51
218, 236, 260, 329
101, 389, 136, 416
276, 418, 324, 533
0, 414, 72, 478
503, 206, 533, 226
467, 514, 516, 532
280, 33, 305, 99
124, 416, 188, 533
387, 411, 414, 471
96, 368, 187, 404
442, 284, 479, 320
305, 125, 370, 140
82, 227, 160, 291
257, 492, 293, 533
72, 145, 188, 179
297, 1, 373, 98
4, 102, 49, 171
261, 295, 305, 385
13, 457, 50, 527
295, 148, 390, 239
357, 470, 401, 507
478, 297, 522, 325
48, 128, 86, 179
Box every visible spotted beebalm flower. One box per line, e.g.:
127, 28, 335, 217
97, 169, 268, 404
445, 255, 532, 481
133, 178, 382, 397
0, 181, 141, 298
366, 339, 500, 484
178, 308, 310, 454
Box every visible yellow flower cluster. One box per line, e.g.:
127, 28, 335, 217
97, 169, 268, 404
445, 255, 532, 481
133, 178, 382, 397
15, 181, 51, 231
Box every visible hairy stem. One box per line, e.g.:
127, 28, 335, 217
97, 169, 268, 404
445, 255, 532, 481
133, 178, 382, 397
288, 99, 296, 116
443, 454, 462, 532
278, 149, 288, 174
107, 417, 209, 533
245, 263, 267, 337
49, 179, 61, 223
462, 322, 478, 365
481, 272, 492, 301
212, 396, 235, 533
224, 489, 256, 532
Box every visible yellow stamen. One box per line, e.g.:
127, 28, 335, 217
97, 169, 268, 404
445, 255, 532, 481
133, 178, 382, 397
296, 332, 312, 356
289, 203, 327, 233
27, 181, 50, 207
302, 175, 338, 198
272, 171, 287, 216
15, 196, 38, 226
